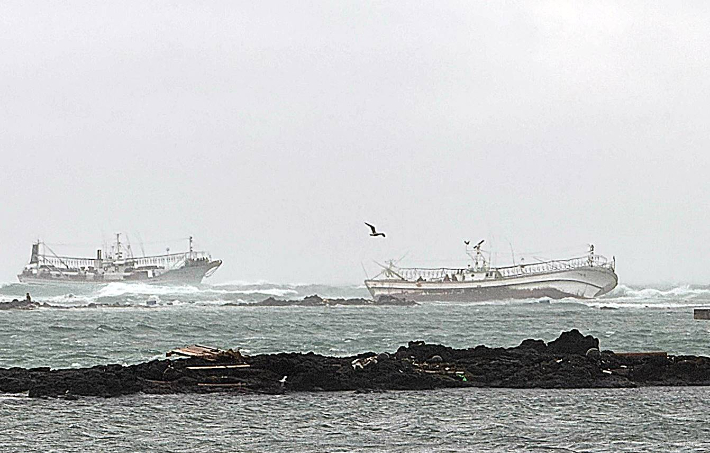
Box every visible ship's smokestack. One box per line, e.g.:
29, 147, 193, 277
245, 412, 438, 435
30, 243, 40, 264
97, 249, 102, 260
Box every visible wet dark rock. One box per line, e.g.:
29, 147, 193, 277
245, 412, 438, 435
547, 329, 599, 355
373, 295, 417, 306
2, 330, 710, 399
0, 299, 39, 310
516, 339, 547, 352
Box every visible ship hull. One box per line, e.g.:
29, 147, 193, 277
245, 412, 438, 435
17, 260, 221, 286
365, 266, 618, 301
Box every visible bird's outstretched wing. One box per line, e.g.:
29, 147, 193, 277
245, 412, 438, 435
364, 222, 377, 234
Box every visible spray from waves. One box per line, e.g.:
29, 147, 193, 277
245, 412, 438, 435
584, 300, 710, 309
96, 282, 337, 298
212, 279, 341, 288
578, 284, 710, 309
423, 284, 710, 310
97, 282, 202, 297
603, 284, 710, 301
2, 279, 370, 303
210, 279, 275, 287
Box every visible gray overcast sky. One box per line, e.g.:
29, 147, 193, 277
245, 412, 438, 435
1, 1, 709, 285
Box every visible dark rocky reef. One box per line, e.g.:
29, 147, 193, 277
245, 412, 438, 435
229, 294, 417, 307
2, 329, 710, 399
0, 299, 40, 310
0, 299, 140, 310
0, 294, 416, 310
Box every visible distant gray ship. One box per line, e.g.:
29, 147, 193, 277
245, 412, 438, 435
365, 242, 617, 301
18, 234, 221, 285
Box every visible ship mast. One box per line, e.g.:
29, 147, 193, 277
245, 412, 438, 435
115, 233, 122, 260
465, 239, 489, 272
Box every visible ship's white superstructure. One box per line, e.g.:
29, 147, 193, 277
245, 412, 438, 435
365, 242, 617, 301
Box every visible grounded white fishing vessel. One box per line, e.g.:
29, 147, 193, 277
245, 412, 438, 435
365, 242, 617, 301
18, 234, 221, 285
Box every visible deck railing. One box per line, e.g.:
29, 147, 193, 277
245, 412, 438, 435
496, 255, 613, 278
38, 251, 210, 270
380, 254, 614, 282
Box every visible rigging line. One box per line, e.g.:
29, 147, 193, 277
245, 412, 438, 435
44, 237, 192, 247
135, 231, 146, 258
506, 244, 590, 256
44, 242, 97, 247
41, 243, 72, 273
132, 237, 192, 246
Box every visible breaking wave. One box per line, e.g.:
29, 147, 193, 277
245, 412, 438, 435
603, 284, 710, 301
579, 284, 710, 309
96, 282, 203, 298
605, 284, 710, 299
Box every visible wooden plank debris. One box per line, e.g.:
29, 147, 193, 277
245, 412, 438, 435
167, 345, 224, 358
166, 345, 245, 362
186, 364, 251, 370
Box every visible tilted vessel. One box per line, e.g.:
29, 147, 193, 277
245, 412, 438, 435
18, 234, 221, 285
365, 242, 617, 301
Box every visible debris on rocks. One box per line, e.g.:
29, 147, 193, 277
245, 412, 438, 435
166, 345, 245, 362
351, 355, 378, 370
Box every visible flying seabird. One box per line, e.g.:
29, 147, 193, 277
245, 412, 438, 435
365, 222, 386, 237
464, 240, 470, 245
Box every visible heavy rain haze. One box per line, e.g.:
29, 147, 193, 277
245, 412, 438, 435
1, 1, 708, 286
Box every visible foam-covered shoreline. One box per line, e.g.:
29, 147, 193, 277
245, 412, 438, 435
2, 330, 709, 399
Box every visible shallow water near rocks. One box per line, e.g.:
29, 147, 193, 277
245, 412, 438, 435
2, 281, 710, 451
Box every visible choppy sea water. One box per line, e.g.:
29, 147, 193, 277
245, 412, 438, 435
2, 281, 710, 452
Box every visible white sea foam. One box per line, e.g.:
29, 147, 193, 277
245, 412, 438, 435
210, 279, 275, 287
229, 288, 298, 297
94, 283, 298, 298
586, 301, 710, 309
96, 282, 202, 298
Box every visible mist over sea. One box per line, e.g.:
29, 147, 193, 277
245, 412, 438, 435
2, 281, 710, 452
